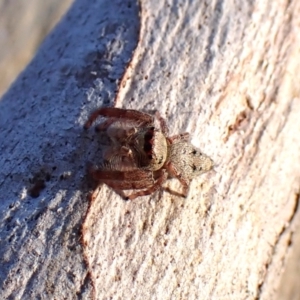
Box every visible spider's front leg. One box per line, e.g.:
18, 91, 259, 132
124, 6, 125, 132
94, 118, 117, 132
84, 107, 154, 129
94, 119, 137, 142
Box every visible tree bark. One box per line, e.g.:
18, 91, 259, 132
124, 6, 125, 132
1, 0, 300, 299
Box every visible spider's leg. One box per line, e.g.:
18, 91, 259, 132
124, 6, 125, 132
155, 111, 169, 135
95, 118, 117, 132
102, 179, 154, 190
163, 187, 186, 198
100, 184, 127, 199
84, 107, 154, 129
89, 168, 153, 182
125, 170, 168, 200
168, 132, 190, 144
165, 162, 190, 197
90, 169, 161, 200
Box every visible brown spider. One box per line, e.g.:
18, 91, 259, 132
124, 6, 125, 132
84, 107, 213, 200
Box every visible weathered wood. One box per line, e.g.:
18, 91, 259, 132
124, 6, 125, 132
1, 0, 300, 299
0, 0, 140, 299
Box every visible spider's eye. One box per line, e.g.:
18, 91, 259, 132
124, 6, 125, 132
158, 156, 163, 165
192, 149, 201, 155
144, 127, 154, 141
143, 128, 155, 155
145, 132, 153, 141
144, 142, 152, 152
192, 164, 202, 172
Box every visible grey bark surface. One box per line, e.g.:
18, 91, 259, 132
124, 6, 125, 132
0, 0, 300, 299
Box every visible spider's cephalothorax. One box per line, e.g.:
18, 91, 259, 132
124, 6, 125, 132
130, 126, 168, 171
84, 107, 213, 200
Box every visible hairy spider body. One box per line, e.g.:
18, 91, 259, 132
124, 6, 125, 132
84, 107, 213, 200
116, 125, 168, 171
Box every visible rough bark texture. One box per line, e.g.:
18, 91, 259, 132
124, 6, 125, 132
277, 222, 300, 300
0, 0, 300, 299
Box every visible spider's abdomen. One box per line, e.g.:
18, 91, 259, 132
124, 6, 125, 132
169, 141, 213, 180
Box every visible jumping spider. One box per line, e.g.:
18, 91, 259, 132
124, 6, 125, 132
84, 107, 213, 200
